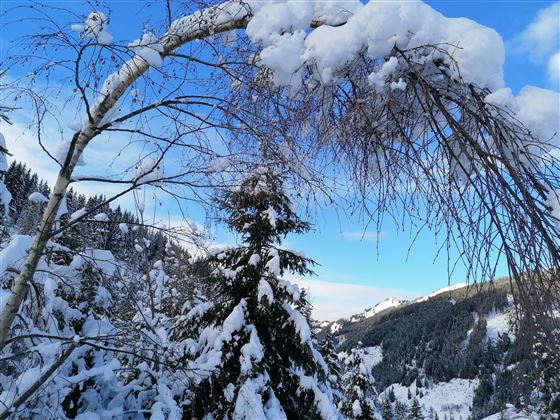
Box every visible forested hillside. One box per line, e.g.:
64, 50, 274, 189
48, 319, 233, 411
322, 282, 557, 419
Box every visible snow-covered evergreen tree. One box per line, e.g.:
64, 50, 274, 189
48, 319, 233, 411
380, 397, 393, 420
341, 348, 378, 419
183, 167, 338, 419
409, 397, 424, 419
320, 331, 343, 403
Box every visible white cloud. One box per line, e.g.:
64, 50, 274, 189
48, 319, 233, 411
287, 275, 419, 321
1, 121, 60, 186
515, 2, 559, 63
548, 51, 560, 82
512, 2, 559, 85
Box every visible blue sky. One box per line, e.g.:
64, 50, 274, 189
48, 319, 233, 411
1, 0, 559, 320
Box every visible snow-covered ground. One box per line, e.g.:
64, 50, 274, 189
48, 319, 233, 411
353, 297, 404, 322
481, 405, 539, 419
485, 309, 515, 342
415, 283, 469, 303
381, 378, 479, 420
358, 346, 383, 371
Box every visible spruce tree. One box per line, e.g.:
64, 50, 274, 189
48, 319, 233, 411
409, 397, 424, 419
394, 400, 410, 420
320, 331, 342, 404
184, 167, 337, 419
341, 349, 377, 419
380, 398, 393, 420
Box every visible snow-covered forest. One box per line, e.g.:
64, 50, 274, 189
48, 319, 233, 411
0, 0, 559, 418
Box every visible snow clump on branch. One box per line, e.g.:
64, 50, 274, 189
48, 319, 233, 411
72, 12, 113, 45
129, 33, 164, 67
247, 0, 504, 90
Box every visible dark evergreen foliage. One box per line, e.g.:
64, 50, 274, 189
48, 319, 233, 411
180, 167, 337, 419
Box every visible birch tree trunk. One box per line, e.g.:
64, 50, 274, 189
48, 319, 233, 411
0, 1, 253, 350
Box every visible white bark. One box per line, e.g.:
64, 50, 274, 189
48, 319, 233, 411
0, 1, 252, 350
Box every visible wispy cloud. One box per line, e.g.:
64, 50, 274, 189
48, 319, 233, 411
511, 2, 560, 85
287, 275, 419, 321
341, 230, 386, 242
548, 51, 560, 83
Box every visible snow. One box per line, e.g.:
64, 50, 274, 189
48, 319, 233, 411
80, 12, 113, 45
381, 378, 479, 420
277, 279, 300, 301
0, 234, 34, 279
54, 193, 69, 220
55, 140, 85, 166
311, 1, 362, 26
118, 222, 129, 234
263, 388, 287, 420
239, 326, 264, 375
281, 302, 311, 344
129, 32, 164, 67
516, 86, 560, 149
70, 207, 87, 222
93, 213, 108, 222
248, 254, 261, 266
484, 86, 560, 154
75, 413, 102, 420
416, 283, 469, 303
70, 249, 117, 277
357, 346, 383, 370
207, 157, 231, 172
28, 192, 48, 204
482, 406, 539, 420
82, 315, 116, 336
390, 78, 407, 91
545, 189, 560, 226
369, 56, 399, 89
169, 1, 249, 40
17, 366, 41, 393
485, 309, 515, 341
220, 299, 247, 341
257, 279, 274, 304
135, 157, 165, 184
0, 132, 8, 172
265, 248, 281, 276
352, 399, 362, 417
0, 288, 10, 313
361, 297, 403, 319
246, 0, 505, 90
330, 323, 341, 334
66, 120, 83, 131
0, 182, 11, 214
233, 375, 266, 419
185, 301, 214, 321
298, 374, 338, 419
259, 31, 306, 91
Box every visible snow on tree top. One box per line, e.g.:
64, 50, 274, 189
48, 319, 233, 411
28, 192, 48, 204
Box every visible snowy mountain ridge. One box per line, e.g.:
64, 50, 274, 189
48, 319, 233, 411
322, 282, 471, 333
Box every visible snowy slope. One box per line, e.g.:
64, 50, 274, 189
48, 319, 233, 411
481, 405, 539, 419
415, 283, 469, 303
381, 378, 479, 420
485, 309, 515, 341
352, 297, 405, 322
